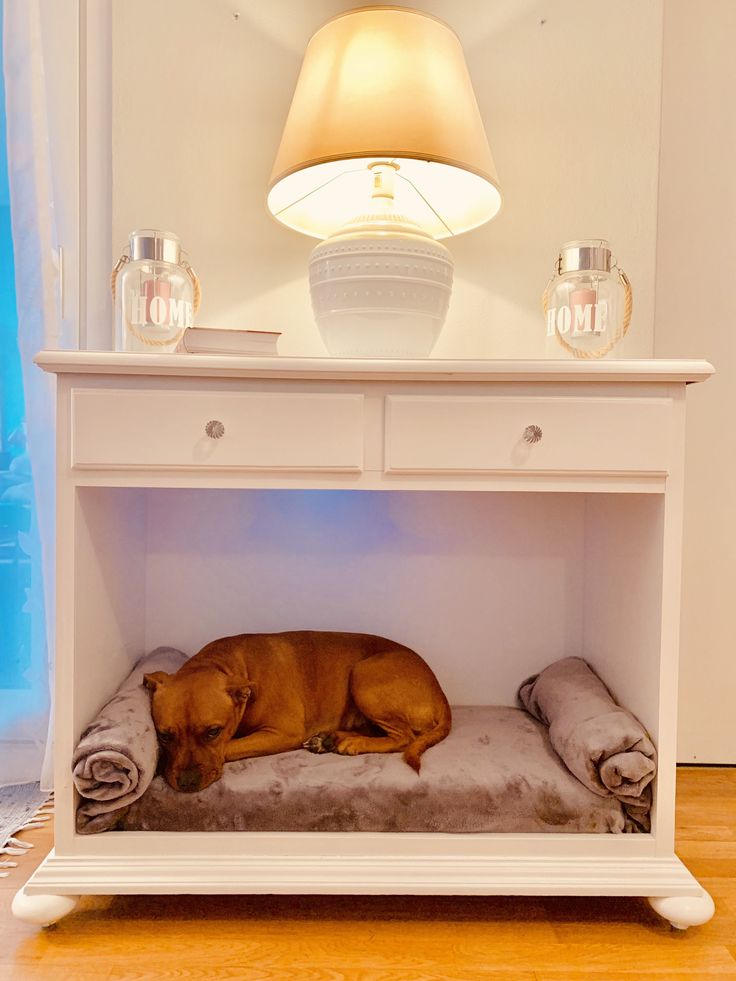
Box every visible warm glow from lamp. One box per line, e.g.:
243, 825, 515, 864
268, 157, 500, 241
267, 6, 502, 356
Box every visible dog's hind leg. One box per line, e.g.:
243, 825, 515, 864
305, 648, 450, 769
316, 653, 423, 759
327, 726, 413, 758
343, 649, 450, 770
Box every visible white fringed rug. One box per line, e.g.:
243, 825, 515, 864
0, 782, 52, 878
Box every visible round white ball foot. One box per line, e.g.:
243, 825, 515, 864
12, 887, 79, 927
648, 890, 715, 931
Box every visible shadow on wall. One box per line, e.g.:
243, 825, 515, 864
136, 486, 586, 702
144, 487, 582, 558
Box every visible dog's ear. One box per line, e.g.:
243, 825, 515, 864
143, 671, 170, 693
227, 680, 255, 706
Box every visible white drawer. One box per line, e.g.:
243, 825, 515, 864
71, 389, 364, 471
385, 396, 673, 474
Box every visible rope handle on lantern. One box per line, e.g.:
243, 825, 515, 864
110, 250, 202, 349
542, 267, 632, 360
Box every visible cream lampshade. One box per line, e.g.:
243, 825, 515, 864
267, 6, 502, 357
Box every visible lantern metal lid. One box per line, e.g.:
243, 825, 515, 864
558, 239, 613, 275
129, 229, 182, 264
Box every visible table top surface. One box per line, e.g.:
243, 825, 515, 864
35, 351, 715, 384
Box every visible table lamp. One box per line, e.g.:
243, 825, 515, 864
267, 6, 502, 357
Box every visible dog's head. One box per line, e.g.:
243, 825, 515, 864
143, 668, 253, 793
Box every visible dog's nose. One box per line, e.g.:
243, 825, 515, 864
177, 768, 202, 792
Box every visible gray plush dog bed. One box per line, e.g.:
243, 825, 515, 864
73, 649, 655, 835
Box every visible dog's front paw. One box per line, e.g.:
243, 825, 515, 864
303, 731, 336, 754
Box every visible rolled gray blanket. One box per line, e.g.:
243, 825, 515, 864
518, 656, 656, 831
73, 647, 188, 833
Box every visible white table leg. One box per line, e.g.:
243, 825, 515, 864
11, 887, 79, 928
648, 889, 716, 931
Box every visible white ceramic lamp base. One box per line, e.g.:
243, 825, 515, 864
309, 211, 454, 358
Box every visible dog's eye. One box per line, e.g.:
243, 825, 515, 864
157, 730, 175, 745
203, 726, 223, 742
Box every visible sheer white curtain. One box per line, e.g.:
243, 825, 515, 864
2, 0, 59, 788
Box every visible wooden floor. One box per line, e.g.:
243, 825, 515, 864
2, 766, 735, 981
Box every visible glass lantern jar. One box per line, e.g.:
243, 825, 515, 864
112, 230, 199, 353
543, 240, 632, 359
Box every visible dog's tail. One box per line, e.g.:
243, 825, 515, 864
403, 698, 452, 774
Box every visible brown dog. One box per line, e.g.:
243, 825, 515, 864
144, 631, 451, 793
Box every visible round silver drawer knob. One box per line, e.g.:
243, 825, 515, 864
205, 419, 225, 440
523, 424, 543, 444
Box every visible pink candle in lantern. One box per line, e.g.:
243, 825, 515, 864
143, 278, 172, 326
570, 288, 598, 335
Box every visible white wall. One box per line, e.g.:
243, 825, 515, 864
144, 489, 587, 707
654, 0, 736, 763
111, 0, 662, 358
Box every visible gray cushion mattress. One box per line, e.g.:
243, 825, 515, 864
113, 705, 635, 834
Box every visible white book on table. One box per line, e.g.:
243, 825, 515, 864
182, 327, 281, 356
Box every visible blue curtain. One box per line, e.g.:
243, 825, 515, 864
0, 0, 49, 773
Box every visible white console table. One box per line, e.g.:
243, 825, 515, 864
13, 353, 716, 931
